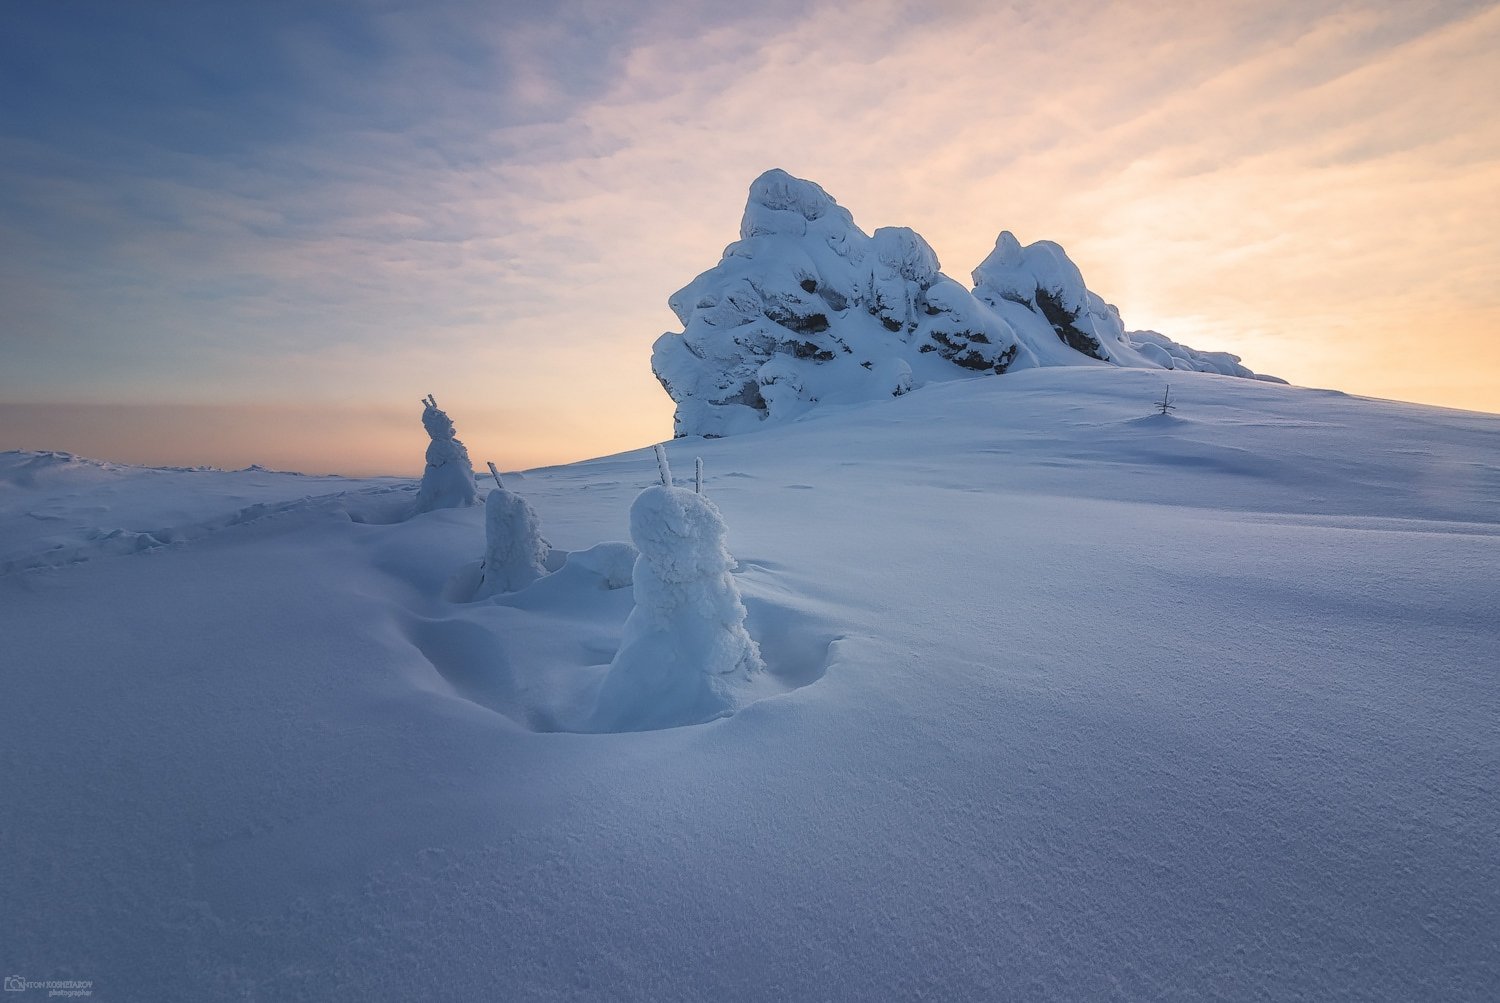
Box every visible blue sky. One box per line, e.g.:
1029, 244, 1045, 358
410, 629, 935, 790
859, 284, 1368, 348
3, 0, 1498, 472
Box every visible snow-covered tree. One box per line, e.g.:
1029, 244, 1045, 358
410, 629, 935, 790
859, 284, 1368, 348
590, 453, 763, 731
474, 477, 549, 599
412, 395, 478, 514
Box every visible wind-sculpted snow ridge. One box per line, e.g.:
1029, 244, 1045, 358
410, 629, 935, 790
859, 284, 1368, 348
652, 168, 1280, 438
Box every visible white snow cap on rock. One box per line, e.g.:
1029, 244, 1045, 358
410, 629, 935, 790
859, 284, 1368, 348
412, 395, 479, 514
652, 169, 1279, 438
474, 486, 549, 598
590, 482, 764, 732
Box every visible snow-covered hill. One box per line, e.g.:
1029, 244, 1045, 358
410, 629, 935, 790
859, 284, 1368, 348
652, 170, 1279, 438
3, 369, 1497, 1001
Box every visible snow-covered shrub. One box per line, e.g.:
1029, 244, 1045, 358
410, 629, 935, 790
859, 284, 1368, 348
474, 484, 549, 598
590, 473, 764, 732
412, 395, 479, 514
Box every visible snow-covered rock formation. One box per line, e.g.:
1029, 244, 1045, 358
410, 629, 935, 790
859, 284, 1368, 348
968, 232, 1267, 377
589, 478, 764, 732
652, 169, 1277, 438
412, 395, 479, 514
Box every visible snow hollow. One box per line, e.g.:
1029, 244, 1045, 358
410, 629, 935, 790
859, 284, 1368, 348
2, 367, 1498, 1001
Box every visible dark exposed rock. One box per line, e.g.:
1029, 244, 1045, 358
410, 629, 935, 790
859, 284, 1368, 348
765, 306, 830, 335
818, 286, 849, 311
789, 341, 836, 362
1035, 287, 1104, 360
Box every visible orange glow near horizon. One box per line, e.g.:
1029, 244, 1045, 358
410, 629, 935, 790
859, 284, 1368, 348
0, 401, 667, 477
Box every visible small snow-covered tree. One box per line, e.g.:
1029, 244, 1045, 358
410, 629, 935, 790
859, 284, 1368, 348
412, 395, 479, 514
474, 471, 549, 599
590, 450, 763, 731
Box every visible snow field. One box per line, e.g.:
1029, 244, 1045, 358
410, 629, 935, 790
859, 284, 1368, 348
1, 367, 1497, 1000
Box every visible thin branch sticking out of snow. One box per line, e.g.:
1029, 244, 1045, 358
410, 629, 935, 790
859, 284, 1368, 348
654, 444, 672, 487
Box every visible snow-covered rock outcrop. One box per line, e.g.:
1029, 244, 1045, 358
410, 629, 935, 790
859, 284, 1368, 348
970, 232, 1266, 378
652, 169, 1277, 438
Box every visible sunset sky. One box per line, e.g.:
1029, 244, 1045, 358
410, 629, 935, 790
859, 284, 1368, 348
3, 0, 1497, 474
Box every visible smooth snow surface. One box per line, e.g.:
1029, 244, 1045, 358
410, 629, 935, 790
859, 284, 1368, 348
3, 369, 1498, 1001
652, 169, 1278, 438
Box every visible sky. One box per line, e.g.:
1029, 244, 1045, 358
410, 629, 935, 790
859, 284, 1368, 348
2, 0, 1498, 475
